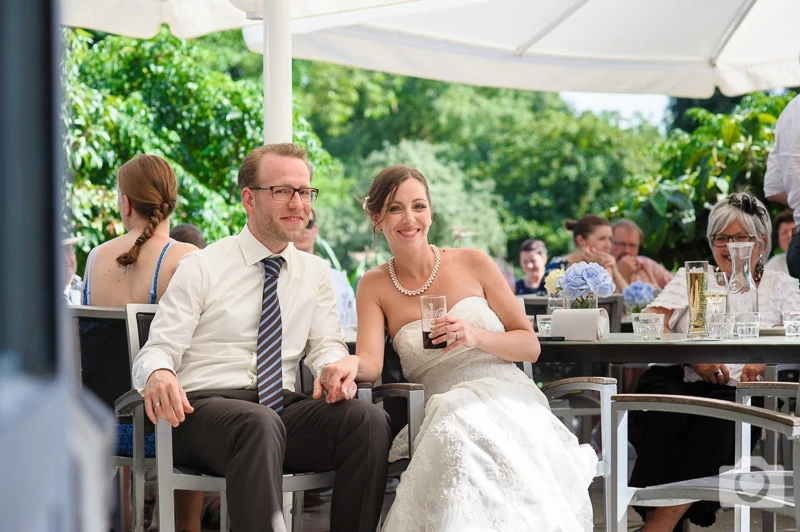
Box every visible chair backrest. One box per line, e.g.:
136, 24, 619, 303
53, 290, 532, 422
598, 294, 624, 333
70, 306, 130, 411
518, 295, 548, 318
125, 304, 158, 356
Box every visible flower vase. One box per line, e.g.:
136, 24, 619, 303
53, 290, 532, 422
567, 291, 598, 309
547, 292, 566, 314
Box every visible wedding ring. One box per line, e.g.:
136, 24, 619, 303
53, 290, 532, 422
153, 401, 162, 408
714, 369, 724, 377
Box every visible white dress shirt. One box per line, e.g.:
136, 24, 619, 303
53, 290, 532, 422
764, 94, 800, 225
131, 224, 349, 393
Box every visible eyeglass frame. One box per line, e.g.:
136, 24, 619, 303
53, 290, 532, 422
708, 232, 757, 248
248, 185, 319, 204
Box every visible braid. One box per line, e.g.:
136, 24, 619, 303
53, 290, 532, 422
115, 205, 164, 268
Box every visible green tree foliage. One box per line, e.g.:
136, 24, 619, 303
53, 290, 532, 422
612, 92, 795, 269
297, 63, 662, 259
62, 28, 337, 270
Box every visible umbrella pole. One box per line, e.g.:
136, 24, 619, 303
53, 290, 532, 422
263, 0, 292, 144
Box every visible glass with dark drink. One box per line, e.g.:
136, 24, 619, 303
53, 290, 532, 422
420, 295, 447, 349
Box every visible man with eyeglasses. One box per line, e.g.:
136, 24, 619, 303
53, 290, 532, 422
764, 93, 800, 279
132, 143, 391, 532
611, 219, 673, 289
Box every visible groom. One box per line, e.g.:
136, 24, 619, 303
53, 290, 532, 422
132, 143, 391, 531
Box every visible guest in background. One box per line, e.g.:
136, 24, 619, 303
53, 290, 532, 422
546, 214, 627, 291
765, 209, 794, 274
294, 207, 357, 334
628, 192, 800, 531
82, 154, 201, 531
764, 94, 800, 277
611, 219, 673, 289
62, 228, 83, 305
514, 238, 547, 295
170, 223, 207, 249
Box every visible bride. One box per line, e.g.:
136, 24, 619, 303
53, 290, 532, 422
354, 165, 598, 531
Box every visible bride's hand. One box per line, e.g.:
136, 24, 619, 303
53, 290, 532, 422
430, 314, 476, 354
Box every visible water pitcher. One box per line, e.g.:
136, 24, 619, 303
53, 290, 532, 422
726, 242, 758, 314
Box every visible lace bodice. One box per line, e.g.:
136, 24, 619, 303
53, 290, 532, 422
392, 296, 531, 399
648, 268, 800, 331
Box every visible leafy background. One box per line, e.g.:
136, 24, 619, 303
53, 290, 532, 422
61, 28, 796, 281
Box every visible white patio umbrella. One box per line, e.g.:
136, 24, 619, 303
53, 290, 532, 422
60, 0, 432, 142
244, 0, 800, 99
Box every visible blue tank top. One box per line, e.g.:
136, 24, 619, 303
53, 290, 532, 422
82, 241, 175, 305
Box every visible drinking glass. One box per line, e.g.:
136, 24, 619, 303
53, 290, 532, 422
705, 271, 728, 317
536, 315, 553, 336
547, 293, 566, 314
707, 313, 736, 340
636, 314, 664, 341
783, 311, 800, 338
685, 261, 709, 338
735, 312, 760, 339
420, 295, 447, 349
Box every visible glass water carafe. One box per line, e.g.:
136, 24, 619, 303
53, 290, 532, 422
726, 242, 758, 314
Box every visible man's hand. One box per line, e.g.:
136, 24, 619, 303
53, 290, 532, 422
617, 255, 640, 281
143, 369, 194, 427
313, 355, 359, 403
691, 363, 730, 385
740, 364, 765, 383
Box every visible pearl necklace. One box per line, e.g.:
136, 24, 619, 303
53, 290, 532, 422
388, 244, 441, 297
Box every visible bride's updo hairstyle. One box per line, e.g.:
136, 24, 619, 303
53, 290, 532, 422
564, 214, 610, 245
363, 165, 432, 236
115, 154, 178, 268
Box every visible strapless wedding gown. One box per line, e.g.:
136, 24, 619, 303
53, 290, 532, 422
382, 296, 597, 532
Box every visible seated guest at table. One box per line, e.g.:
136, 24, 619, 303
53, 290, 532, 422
611, 219, 673, 289
546, 214, 627, 291
82, 154, 201, 531
515, 238, 548, 295
170, 222, 207, 249
629, 191, 800, 531
765, 209, 795, 274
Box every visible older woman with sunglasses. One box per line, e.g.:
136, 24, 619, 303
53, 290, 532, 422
627, 191, 800, 532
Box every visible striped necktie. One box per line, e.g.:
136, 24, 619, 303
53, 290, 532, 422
257, 256, 285, 411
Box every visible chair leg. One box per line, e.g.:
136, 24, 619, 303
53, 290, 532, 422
158, 487, 175, 532
219, 492, 229, 532
113, 467, 125, 532
291, 491, 304, 532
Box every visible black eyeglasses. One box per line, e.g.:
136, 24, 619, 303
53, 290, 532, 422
249, 186, 319, 204
306, 218, 316, 230
709, 233, 756, 247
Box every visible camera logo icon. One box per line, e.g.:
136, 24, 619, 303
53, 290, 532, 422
719, 456, 787, 509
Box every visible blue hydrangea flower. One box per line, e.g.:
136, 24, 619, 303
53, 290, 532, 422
623, 281, 655, 311
556, 261, 616, 302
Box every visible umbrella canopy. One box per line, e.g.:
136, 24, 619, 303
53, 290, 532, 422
244, 0, 800, 98
59, 0, 254, 39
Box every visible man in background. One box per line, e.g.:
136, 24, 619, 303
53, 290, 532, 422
611, 219, 672, 289
295, 208, 357, 334
764, 94, 800, 278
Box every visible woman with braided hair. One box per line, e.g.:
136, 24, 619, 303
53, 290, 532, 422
81, 154, 202, 531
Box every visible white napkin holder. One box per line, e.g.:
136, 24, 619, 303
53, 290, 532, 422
551, 308, 610, 341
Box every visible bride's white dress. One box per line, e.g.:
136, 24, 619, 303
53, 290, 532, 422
382, 296, 598, 532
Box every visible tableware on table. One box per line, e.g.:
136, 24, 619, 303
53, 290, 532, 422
685, 261, 709, 338
735, 312, 760, 339
536, 314, 553, 336
705, 271, 728, 317
782, 311, 800, 338
420, 295, 447, 349
634, 313, 664, 341
759, 326, 786, 337
708, 312, 736, 340
727, 242, 758, 314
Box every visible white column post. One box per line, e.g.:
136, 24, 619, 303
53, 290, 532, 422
263, 0, 292, 144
